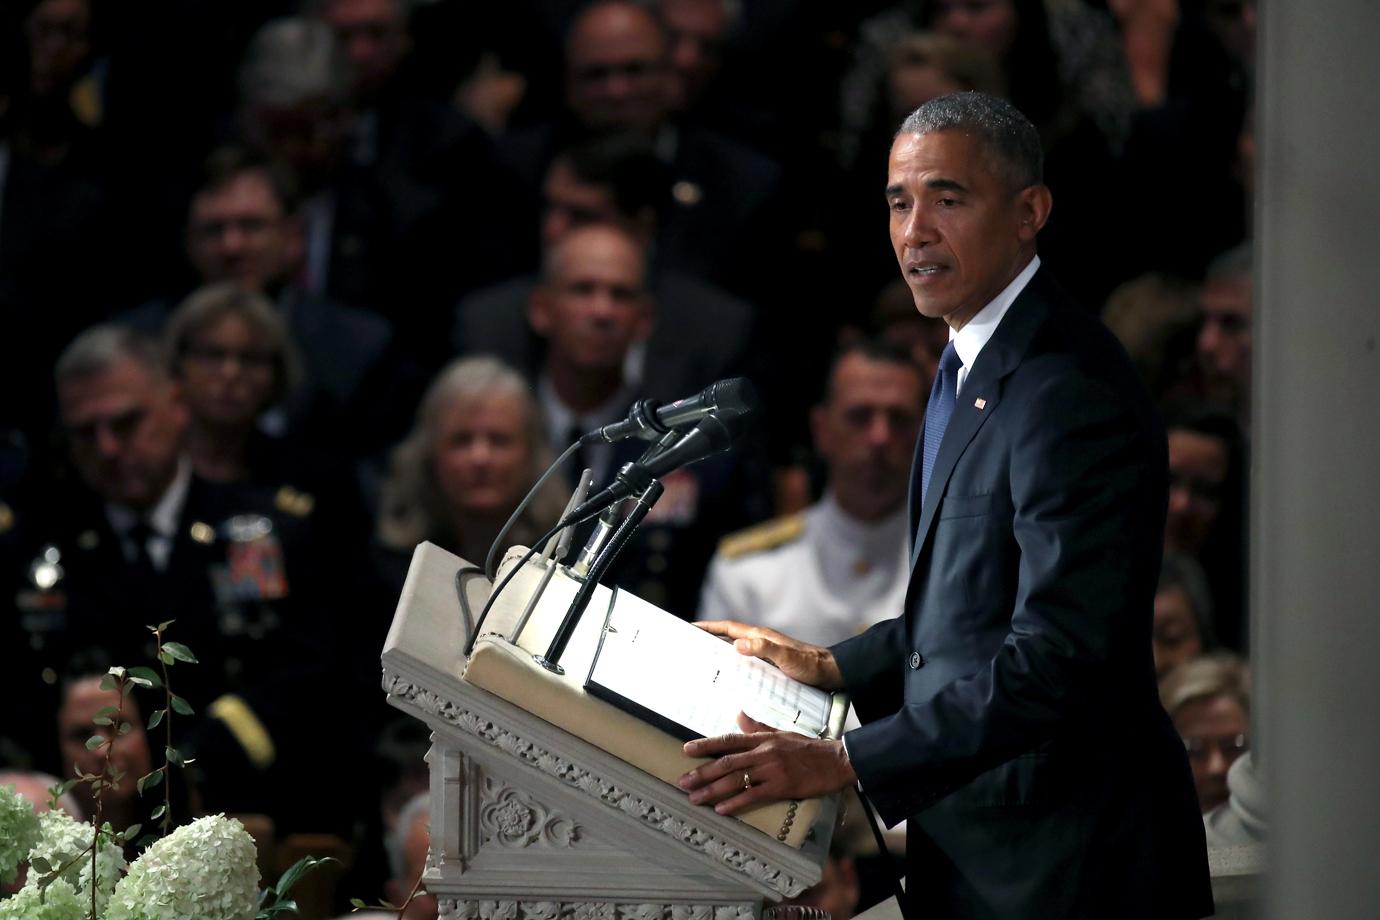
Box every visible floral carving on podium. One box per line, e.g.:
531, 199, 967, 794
383, 672, 808, 897
479, 776, 581, 848
440, 900, 752, 920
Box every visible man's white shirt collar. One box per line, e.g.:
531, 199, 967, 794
106, 458, 192, 570
951, 255, 1040, 395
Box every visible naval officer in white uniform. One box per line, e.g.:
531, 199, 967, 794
697, 341, 924, 647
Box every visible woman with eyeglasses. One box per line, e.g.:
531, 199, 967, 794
1159, 653, 1250, 812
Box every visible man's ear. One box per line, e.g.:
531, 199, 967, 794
1017, 184, 1053, 241
164, 379, 191, 435
634, 294, 655, 341
809, 403, 832, 460
528, 287, 552, 336
281, 214, 306, 273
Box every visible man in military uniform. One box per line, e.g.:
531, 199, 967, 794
15, 324, 357, 833
697, 341, 924, 646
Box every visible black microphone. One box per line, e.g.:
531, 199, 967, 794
583, 378, 757, 445
562, 411, 744, 527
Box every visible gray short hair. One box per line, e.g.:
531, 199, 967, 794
377, 357, 569, 550
55, 325, 165, 387
239, 18, 351, 109
897, 91, 1043, 190
385, 791, 430, 883
1206, 242, 1253, 282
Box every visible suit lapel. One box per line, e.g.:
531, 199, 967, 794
908, 270, 1055, 571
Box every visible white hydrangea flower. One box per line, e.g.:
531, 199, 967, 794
0, 784, 41, 887
0, 877, 86, 920
26, 808, 127, 909
106, 814, 260, 920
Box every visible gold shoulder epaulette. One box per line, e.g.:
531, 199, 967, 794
718, 512, 805, 560
275, 485, 315, 518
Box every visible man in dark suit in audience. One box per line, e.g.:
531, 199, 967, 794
455, 133, 756, 409
480, 222, 767, 616
679, 93, 1213, 919
125, 146, 407, 456
498, 0, 787, 303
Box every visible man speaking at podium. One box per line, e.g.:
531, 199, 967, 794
679, 93, 1213, 919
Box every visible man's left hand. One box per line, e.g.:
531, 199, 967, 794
678, 715, 856, 815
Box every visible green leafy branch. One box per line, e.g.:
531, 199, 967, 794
133, 620, 198, 838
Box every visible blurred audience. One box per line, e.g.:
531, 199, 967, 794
1153, 552, 1217, 678
165, 285, 301, 484
237, 17, 506, 364
1202, 750, 1265, 848
485, 222, 766, 614
30, 324, 360, 835
126, 146, 403, 456
1163, 402, 1247, 650
1160, 653, 1251, 814
375, 356, 568, 585
0, 1, 1264, 908
56, 673, 153, 834
699, 341, 922, 646
1103, 271, 1201, 403
499, 0, 788, 305
384, 791, 437, 920
456, 133, 755, 419
1195, 243, 1253, 429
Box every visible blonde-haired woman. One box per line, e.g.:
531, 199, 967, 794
375, 357, 569, 587
165, 282, 302, 483
1160, 653, 1250, 813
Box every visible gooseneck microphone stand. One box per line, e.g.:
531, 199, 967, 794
535, 479, 664, 675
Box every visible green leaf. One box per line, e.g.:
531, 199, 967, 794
93, 716, 114, 726
170, 695, 195, 716
165, 745, 184, 766
85, 734, 107, 751
158, 619, 176, 632
150, 805, 167, 821
274, 855, 339, 899
137, 770, 163, 795
349, 899, 368, 909
95, 705, 119, 720
148, 708, 165, 730
123, 823, 142, 841
159, 649, 175, 665
163, 642, 198, 664
30, 856, 51, 873
99, 673, 119, 691
118, 720, 133, 735
126, 666, 162, 687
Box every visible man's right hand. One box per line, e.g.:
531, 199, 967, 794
695, 620, 845, 690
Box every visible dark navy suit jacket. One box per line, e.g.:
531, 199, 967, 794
831, 268, 1213, 919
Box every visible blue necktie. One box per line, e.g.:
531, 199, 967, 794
921, 342, 963, 504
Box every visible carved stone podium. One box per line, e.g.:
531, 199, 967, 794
382, 542, 837, 919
